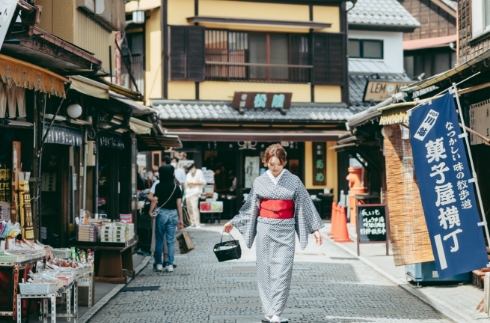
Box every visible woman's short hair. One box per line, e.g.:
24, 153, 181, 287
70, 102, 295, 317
186, 163, 196, 171
262, 144, 287, 166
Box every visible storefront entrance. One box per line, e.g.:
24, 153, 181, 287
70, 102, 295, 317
174, 141, 305, 219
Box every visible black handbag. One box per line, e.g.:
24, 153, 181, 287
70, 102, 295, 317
213, 232, 242, 262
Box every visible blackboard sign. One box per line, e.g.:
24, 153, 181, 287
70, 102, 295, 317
356, 204, 389, 256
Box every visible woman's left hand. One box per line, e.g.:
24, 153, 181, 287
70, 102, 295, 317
313, 230, 322, 246
177, 220, 184, 229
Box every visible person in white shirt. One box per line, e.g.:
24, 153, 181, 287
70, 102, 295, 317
185, 164, 206, 227
171, 157, 187, 190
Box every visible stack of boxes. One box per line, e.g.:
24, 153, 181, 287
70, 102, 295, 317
100, 223, 135, 243
78, 224, 98, 242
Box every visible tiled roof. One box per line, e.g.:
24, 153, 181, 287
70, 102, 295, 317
347, 0, 420, 29
152, 101, 355, 123
349, 72, 412, 111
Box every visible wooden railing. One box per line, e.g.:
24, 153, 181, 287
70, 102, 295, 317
205, 61, 312, 83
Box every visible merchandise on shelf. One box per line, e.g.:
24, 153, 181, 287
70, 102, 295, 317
99, 221, 134, 243
77, 224, 98, 242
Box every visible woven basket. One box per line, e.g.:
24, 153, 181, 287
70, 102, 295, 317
383, 125, 435, 266
19, 283, 57, 295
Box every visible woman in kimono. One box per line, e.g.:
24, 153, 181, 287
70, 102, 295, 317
223, 144, 324, 323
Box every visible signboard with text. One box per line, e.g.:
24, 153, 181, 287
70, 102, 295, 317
231, 92, 292, 110
356, 204, 389, 256
409, 93, 488, 279
363, 81, 412, 102
0, 0, 19, 49
312, 142, 326, 186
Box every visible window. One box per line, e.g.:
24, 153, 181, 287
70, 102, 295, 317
348, 39, 383, 59
404, 51, 457, 80
171, 28, 345, 85
204, 30, 310, 82
472, 0, 490, 38
170, 26, 205, 81
120, 33, 144, 94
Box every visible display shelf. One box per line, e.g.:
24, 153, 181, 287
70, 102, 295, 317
0, 255, 46, 267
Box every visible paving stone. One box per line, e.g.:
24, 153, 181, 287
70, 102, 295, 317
89, 225, 453, 323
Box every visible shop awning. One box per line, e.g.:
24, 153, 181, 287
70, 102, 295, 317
0, 54, 68, 97
109, 91, 154, 116
137, 134, 183, 151
69, 76, 110, 100
130, 118, 153, 135
163, 128, 348, 142
378, 101, 418, 125
97, 78, 143, 101
111, 115, 153, 135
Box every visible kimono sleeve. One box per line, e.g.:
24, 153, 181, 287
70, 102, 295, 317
293, 177, 324, 249
230, 182, 260, 249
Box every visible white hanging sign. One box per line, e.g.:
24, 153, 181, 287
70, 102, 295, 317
0, 0, 18, 49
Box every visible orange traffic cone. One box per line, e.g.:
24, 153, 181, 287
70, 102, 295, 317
328, 202, 338, 237
334, 206, 353, 243
331, 204, 341, 239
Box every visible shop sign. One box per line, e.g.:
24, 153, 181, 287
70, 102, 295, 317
409, 92, 488, 279
42, 124, 82, 146
231, 92, 292, 110
363, 81, 412, 102
0, 0, 19, 49
312, 143, 326, 186
99, 134, 125, 150
356, 204, 389, 256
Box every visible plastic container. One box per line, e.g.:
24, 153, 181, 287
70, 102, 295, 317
18, 283, 57, 295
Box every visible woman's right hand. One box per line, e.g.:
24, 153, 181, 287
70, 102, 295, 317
223, 222, 234, 233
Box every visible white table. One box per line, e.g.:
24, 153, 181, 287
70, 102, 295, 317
16, 282, 79, 323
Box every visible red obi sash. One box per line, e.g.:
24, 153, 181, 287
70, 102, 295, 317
259, 199, 295, 219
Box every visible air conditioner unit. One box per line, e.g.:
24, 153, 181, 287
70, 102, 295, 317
81, 0, 104, 14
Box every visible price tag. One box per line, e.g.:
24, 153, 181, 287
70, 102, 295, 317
77, 277, 91, 287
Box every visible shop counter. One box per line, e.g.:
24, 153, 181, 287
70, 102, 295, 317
69, 238, 137, 284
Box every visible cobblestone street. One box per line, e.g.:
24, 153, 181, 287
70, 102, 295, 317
89, 226, 453, 323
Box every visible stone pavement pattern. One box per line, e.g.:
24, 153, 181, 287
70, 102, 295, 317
89, 225, 453, 323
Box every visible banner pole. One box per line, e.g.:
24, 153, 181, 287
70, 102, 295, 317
451, 83, 490, 249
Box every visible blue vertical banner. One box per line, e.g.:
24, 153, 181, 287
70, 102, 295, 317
409, 92, 488, 279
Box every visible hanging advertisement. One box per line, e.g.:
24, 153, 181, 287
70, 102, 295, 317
0, 0, 18, 49
244, 156, 260, 188
409, 92, 488, 279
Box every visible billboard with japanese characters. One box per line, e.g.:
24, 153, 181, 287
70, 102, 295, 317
409, 92, 488, 279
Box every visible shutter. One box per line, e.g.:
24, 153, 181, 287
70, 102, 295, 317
187, 26, 205, 81
312, 33, 345, 85
312, 33, 328, 84
289, 34, 310, 82
327, 33, 345, 85
170, 27, 187, 80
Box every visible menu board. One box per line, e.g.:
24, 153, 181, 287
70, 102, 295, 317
356, 204, 389, 256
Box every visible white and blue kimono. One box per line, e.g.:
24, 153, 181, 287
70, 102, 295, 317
230, 169, 324, 317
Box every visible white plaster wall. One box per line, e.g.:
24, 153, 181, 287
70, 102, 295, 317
348, 30, 404, 74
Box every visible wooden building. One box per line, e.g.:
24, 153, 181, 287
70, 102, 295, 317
124, 0, 354, 219
400, 0, 458, 80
